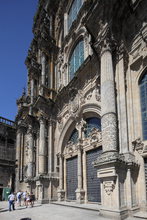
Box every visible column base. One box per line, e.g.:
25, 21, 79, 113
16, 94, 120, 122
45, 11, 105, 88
75, 189, 85, 203
37, 199, 49, 204
99, 207, 128, 220
57, 189, 65, 201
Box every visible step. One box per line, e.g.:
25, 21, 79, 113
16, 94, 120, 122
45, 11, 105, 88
51, 201, 100, 212
133, 211, 147, 219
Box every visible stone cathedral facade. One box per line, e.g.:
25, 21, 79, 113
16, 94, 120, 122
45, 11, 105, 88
15, 0, 147, 219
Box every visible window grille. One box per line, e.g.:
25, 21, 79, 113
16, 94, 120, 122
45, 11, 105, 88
139, 73, 147, 140
68, 0, 82, 30
69, 40, 84, 80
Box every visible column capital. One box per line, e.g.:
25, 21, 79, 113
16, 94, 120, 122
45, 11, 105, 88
38, 114, 47, 124
94, 25, 117, 56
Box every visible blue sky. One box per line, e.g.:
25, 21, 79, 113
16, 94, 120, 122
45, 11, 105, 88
0, 0, 38, 121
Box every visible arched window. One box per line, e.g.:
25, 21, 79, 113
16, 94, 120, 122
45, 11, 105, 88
69, 128, 78, 144
85, 117, 101, 138
139, 73, 147, 140
69, 40, 84, 81
68, 0, 83, 30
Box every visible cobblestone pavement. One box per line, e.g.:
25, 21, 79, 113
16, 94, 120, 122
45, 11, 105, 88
0, 202, 107, 220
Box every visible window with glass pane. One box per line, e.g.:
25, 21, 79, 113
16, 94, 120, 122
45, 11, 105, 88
84, 117, 101, 138
68, 0, 82, 30
69, 40, 84, 81
69, 129, 78, 144
140, 73, 147, 140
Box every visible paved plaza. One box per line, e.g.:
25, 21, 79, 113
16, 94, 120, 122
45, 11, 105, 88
0, 201, 108, 220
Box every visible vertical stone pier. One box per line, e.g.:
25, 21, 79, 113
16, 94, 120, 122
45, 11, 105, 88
27, 125, 34, 178
94, 28, 128, 219
15, 128, 21, 192
38, 116, 46, 174
57, 153, 65, 201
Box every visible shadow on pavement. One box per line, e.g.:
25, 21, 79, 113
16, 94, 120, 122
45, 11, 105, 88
20, 218, 32, 220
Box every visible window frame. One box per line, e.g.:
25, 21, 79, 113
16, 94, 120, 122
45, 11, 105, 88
68, 0, 83, 31
68, 39, 84, 81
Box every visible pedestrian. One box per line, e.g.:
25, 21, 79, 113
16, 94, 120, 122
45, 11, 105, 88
26, 193, 31, 208
8, 192, 15, 211
29, 192, 35, 207
16, 190, 22, 206
22, 191, 27, 206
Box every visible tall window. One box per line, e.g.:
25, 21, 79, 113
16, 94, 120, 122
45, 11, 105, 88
69, 40, 84, 81
68, 0, 82, 30
85, 117, 101, 138
139, 73, 147, 140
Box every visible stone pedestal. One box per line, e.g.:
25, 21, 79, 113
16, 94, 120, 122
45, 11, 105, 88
75, 189, 85, 203
57, 189, 65, 201
95, 152, 128, 219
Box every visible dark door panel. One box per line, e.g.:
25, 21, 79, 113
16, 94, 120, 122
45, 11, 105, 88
66, 156, 78, 200
86, 147, 102, 202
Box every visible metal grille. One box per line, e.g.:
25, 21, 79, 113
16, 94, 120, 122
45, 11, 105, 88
144, 158, 147, 199
139, 73, 147, 140
86, 147, 102, 202
66, 156, 78, 200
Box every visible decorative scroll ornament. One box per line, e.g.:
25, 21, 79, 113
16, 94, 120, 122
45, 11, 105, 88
132, 137, 147, 154
103, 181, 115, 195
64, 141, 77, 155
57, 116, 63, 131
90, 128, 102, 147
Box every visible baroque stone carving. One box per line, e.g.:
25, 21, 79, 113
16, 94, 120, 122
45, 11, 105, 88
57, 116, 63, 131
76, 118, 87, 140
90, 128, 102, 147
103, 181, 115, 195
102, 113, 117, 152
132, 137, 147, 154
64, 141, 78, 155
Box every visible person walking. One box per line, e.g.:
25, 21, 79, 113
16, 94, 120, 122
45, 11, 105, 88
22, 191, 27, 206
8, 192, 15, 211
16, 190, 22, 206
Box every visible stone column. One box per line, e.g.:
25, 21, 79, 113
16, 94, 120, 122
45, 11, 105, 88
77, 145, 82, 189
48, 120, 53, 174
100, 38, 117, 153
57, 153, 65, 201
38, 117, 46, 174
41, 53, 46, 86
94, 29, 130, 220
75, 119, 86, 203
20, 131, 24, 181
15, 129, 21, 191
30, 78, 34, 104
76, 143, 85, 203
116, 43, 129, 154
83, 150, 87, 202
59, 154, 63, 189
27, 125, 34, 178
